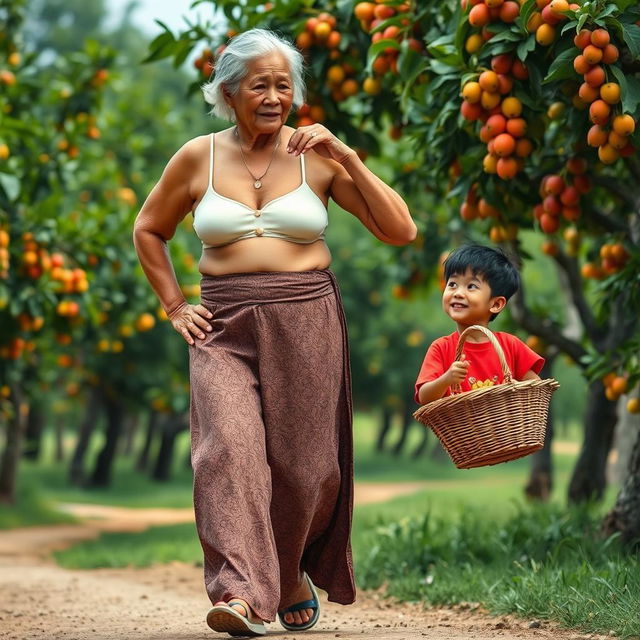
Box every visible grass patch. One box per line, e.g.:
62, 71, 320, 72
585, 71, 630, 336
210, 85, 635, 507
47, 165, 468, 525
54, 522, 201, 569
356, 503, 639, 639
0, 481, 76, 529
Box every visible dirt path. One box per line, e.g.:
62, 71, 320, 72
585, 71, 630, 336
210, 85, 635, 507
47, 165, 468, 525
0, 482, 604, 640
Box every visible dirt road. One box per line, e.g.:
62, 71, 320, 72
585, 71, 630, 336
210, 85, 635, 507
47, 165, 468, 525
0, 482, 605, 640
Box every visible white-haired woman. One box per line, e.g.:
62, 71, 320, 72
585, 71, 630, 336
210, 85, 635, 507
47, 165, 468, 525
133, 28, 416, 637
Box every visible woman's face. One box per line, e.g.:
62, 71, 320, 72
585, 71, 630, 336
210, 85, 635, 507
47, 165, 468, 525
226, 51, 294, 134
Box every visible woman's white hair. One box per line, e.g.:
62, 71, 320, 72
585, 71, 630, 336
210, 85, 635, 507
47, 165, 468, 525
202, 28, 306, 122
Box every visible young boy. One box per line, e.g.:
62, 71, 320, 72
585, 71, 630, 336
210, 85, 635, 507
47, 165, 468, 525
415, 244, 544, 405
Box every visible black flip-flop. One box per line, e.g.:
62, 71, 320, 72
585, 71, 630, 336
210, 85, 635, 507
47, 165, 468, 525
277, 574, 320, 631
207, 599, 267, 637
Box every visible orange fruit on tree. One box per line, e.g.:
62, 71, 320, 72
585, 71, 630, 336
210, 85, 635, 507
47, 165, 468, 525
600, 82, 620, 104
465, 34, 484, 53
483, 154, 498, 173
496, 156, 518, 179
583, 44, 603, 64
486, 113, 507, 135
611, 376, 628, 395
589, 99, 610, 125
627, 398, 640, 414
506, 117, 527, 137
527, 11, 543, 32
469, 3, 490, 26
612, 114, 635, 136
497, 73, 513, 95
573, 55, 591, 74
461, 100, 483, 120
481, 90, 501, 110
296, 31, 313, 49
501, 96, 522, 118
598, 143, 619, 164
573, 29, 591, 49
544, 174, 565, 195
578, 82, 599, 103
584, 65, 605, 87
540, 213, 560, 234
354, 2, 376, 21
602, 43, 619, 64
326, 31, 341, 49
314, 21, 332, 41
547, 101, 566, 118
590, 28, 610, 48
493, 133, 516, 157
478, 199, 500, 218
462, 81, 482, 103
460, 202, 479, 220
515, 138, 533, 157
587, 124, 608, 146
566, 156, 587, 174
341, 78, 359, 97
363, 76, 381, 95
549, 0, 569, 13
478, 70, 499, 92
536, 24, 556, 45
327, 64, 345, 85
608, 130, 628, 150
491, 54, 513, 75
499, 1, 520, 22
511, 60, 528, 79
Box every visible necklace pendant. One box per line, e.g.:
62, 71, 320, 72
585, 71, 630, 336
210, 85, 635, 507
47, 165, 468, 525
253, 180, 262, 189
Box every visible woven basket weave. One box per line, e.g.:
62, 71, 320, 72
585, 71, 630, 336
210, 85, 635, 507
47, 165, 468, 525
413, 325, 559, 470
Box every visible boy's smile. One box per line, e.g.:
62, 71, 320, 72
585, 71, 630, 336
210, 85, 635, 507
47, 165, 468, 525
442, 268, 506, 332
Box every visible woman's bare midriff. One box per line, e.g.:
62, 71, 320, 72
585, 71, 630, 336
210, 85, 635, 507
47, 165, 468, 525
198, 237, 332, 276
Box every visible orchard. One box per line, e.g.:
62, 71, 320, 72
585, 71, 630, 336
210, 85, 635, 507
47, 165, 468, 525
147, 0, 640, 527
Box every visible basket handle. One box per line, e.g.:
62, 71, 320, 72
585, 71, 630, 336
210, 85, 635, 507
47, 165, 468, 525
451, 325, 513, 394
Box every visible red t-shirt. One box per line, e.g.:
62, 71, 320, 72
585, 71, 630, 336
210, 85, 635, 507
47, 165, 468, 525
414, 331, 545, 404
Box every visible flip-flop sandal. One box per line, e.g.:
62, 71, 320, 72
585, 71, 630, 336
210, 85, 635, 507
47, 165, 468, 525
207, 599, 267, 637
277, 573, 321, 632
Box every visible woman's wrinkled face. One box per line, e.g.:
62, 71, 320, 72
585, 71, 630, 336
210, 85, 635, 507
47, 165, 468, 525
226, 51, 294, 133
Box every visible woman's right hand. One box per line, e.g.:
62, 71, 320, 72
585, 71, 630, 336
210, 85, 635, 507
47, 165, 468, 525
168, 303, 214, 345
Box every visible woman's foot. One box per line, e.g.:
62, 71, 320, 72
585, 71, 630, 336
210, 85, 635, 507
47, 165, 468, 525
207, 598, 266, 637
278, 574, 320, 630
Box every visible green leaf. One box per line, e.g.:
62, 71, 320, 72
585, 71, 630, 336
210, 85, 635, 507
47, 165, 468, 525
517, 34, 536, 61
516, 0, 537, 33
0, 173, 20, 202
577, 13, 588, 31
621, 23, 640, 60
542, 47, 577, 83
620, 74, 640, 114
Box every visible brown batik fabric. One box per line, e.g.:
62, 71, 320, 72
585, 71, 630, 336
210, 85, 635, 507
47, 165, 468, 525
189, 269, 355, 622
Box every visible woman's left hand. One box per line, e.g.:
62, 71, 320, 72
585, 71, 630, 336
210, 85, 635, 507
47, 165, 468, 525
287, 124, 355, 164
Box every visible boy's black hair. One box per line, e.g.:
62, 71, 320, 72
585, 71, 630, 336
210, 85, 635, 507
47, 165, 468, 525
443, 244, 520, 320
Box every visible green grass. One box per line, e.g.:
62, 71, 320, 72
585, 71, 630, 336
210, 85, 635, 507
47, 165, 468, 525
0, 481, 76, 529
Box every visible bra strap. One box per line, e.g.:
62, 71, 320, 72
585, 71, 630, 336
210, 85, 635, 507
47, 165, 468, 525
208, 133, 215, 189
300, 152, 307, 183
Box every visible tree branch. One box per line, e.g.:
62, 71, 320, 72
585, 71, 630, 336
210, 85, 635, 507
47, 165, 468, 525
510, 285, 588, 366
591, 174, 638, 213
585, 205, 629, 234
552, 251, 605, 343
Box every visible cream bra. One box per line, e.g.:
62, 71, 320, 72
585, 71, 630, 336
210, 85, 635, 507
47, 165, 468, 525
192, 133, 328, 249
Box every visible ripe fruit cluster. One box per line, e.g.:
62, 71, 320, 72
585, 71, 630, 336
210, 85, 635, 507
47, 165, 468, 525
572, 27, 636, 163
462, 0, 521, 54
0, 337, 29, 361
324, 61, 360, 103
527, 0, 576, 47
50, 253, 89, 294
461, 55, 532, 180
296, 12, 341, 51
458, 185, 517, 245
193, 48, 215, 77
20, 233, 52, 280
0, 227, 9, 278
532, 157, 591, 235
603, 372, 629, 402
354, 2, 419, 78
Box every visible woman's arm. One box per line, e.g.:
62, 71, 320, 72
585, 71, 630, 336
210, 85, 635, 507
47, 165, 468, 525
133, 139, 213, 344
287, 125, 417, 246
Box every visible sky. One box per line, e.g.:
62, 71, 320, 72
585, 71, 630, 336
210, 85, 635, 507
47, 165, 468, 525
106, 0, 211, 35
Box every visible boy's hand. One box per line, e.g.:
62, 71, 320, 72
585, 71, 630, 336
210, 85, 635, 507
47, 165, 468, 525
446, 356, 470, 384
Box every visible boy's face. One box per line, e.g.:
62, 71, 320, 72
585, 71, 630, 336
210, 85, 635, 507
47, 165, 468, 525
442, 268, 506, 330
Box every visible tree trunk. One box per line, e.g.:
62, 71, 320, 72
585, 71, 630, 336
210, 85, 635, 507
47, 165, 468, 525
602, 423, 640, 547
53, 415, 65, 462
376, 406, 394, 453
524, 356, 557, 501
568, 380, 618, 503
89, 393, 124, 487
22, 399, 45, 461
121, 412, 139, 457
608, 389, 639, 485
0, 386, 27, 504
412, 426, 430, 458
136, 410, 159, 472
392, 401, 415, 456
152, 414, 188, 481
69, 386, 103, 486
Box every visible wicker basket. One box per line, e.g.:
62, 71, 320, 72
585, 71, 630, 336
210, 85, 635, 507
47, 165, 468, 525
413, 325, 559, 470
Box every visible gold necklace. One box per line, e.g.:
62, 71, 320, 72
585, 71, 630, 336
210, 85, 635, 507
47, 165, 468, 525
234, 127, 281, 189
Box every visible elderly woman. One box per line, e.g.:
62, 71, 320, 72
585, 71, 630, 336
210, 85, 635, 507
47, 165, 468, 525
133, 28, 416, 637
